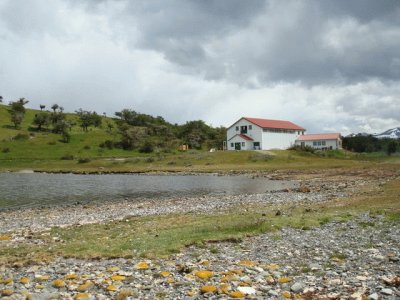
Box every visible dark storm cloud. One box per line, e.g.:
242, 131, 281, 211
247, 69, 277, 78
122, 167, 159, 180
91, 0, 400, 85
1, 0, 399, 134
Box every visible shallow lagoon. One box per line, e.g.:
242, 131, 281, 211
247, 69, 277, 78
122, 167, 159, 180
0, 173, 297, 210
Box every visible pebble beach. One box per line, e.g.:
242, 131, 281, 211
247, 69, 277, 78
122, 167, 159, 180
0, 173, 399, 299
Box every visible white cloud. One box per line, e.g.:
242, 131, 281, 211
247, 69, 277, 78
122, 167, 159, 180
0, 0, 399, 135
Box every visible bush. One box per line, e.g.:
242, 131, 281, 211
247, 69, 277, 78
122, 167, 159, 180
99, 140, 114, 149
83, 145, 91, 150
139, 141, 155, 153
77, 158, 91, 164
13, 133, 29, 141
144, 157, 155, 163
61, 154, 74, 160
288, 144, 315, 153
2, 147, 10, 153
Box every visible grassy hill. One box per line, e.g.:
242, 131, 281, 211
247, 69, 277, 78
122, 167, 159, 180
1, 103, 399, 173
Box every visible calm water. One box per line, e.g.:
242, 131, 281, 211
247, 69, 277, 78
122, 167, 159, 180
0, 173, 297, 210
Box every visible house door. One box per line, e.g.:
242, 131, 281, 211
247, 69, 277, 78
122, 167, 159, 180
234, 142, 241, 150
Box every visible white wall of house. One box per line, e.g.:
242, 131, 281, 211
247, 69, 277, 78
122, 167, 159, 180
226, 119, 262, 150
227, 118, 304, 150
227, 135, 253, 150
295, 139, 342, 149
261, 130, 302, 150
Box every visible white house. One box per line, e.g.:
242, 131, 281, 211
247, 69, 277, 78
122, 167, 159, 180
295, 133, 342, 150
226, 117, 305, 150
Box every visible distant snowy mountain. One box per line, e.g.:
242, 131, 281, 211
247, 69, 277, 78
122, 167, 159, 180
373, 127, 400, 139
345, 132, 370, 138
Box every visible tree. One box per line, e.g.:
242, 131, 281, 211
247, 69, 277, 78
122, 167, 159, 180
51, 104, 59, 113
119, 125, 147, 149
40, 104, 46, 111
9, 98, 29, 128
0, 96, 3, 103
33, 112, 50, 131
387, 140, 398, 156
75, 109, 102, 132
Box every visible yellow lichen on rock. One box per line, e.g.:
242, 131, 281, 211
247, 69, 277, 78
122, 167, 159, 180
195, 270, 214, 280
106, 285, 118, 292
238, 260, 257, 266
200, 285, 217, 294
1, 289, 14, 296
135, 261, 149, 270
0, 235, 11, 241
186, 291, 195, 297
110, 275, 126, 281
265, 263, 280, 270
220, 283, 230, 295
230, 291, 245, 298
160, 271, 171, 277
35, 285, 45, 290
20, 277, 30, 284
65, 273, 78, 280
77, 281, 93, 292
3, 277, 13, 285
52, 279, 66, 288
74, 293, 91, 300
282, 291, 291, 298
166, 277, 175, 284
106, 266, 120, 272
278, 277, 292, 283
35, 275, 49, 282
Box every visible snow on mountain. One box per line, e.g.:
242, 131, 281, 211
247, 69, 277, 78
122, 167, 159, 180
373, 127, 400, 139
345, 132, 370, 138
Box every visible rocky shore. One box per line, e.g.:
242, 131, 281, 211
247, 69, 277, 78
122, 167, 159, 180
1, 175, 399, 299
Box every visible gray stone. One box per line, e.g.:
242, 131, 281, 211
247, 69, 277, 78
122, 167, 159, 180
369, 293, 379, 300
381, 288, 393, 295
291, 282, 305, 293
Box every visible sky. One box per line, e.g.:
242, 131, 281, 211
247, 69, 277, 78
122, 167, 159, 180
0, 0, 399, 134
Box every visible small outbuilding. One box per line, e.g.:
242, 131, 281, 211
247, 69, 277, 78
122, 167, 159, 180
295, 133, 342, 150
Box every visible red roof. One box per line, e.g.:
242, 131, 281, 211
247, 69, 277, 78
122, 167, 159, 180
244, 117, 305, 131
239, 134, 253, 141
296, 133, 341, 141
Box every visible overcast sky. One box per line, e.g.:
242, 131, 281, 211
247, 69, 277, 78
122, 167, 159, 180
1, 0, 399, 134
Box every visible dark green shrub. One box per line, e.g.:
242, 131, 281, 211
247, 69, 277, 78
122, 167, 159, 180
99, 140, 114, 149
145, 157, 155, 163
61, 154, 74, 160
2, 147, 10, 153
139, 141, 155, 153
288, 144, 315, 153
78, 158, 91, 164
13, 133, 29, 141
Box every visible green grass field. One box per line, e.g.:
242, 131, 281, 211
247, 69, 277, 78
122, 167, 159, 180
1, 104, 400, 265
1, 103, 399, 173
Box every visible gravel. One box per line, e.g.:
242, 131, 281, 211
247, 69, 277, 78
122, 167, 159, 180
0, 175, 399, 299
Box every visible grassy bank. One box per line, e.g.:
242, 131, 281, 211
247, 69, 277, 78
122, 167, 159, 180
1, 175, 399, 266
1, 104, 400, 173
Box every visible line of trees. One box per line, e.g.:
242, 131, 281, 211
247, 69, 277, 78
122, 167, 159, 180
343, 135, 399, 155
3, 99, 226, 151
111, 109, 226, 152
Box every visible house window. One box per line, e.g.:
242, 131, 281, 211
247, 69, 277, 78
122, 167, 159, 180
322, 141, 326, 146
313, 141, 317, 146
317, 141, 322, 146
249, 125, 252, 130
240, 126, 247, 134
242, 142, 245, 147
235, 126, 239, 131
230, 143, 234, 147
